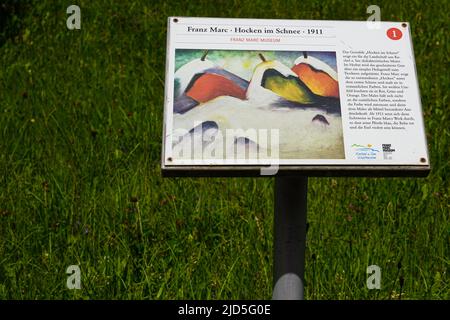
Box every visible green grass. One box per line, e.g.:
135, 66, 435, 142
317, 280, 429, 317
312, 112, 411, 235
0, 0, 448, 299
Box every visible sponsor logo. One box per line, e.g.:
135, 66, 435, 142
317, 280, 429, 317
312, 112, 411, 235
352, 143, 379, 160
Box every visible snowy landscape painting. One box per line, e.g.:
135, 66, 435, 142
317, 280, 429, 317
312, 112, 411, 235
171, 49, 344, 161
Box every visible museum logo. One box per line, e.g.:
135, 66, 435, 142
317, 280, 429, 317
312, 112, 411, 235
382, 143, 396, 160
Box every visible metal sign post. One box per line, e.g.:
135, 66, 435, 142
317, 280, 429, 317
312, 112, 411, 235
273, 176, 308, 300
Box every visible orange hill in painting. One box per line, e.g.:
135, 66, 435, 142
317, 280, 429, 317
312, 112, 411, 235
186, 73, 247, 102
292, 63, 339, 98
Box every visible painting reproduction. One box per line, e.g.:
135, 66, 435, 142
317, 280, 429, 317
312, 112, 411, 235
171, 49, 345, 162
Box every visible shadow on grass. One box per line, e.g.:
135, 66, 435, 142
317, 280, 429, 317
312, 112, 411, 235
0, 1, 30, 47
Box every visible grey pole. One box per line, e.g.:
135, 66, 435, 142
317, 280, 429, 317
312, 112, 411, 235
272, 176, 308, 300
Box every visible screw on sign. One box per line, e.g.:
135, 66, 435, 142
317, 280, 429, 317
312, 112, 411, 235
387, 27, 402, 40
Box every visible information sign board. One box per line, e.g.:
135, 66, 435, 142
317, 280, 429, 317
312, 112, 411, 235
162, 17, 429, 176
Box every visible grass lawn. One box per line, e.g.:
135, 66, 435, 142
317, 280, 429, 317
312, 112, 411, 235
0, 0, 448, 299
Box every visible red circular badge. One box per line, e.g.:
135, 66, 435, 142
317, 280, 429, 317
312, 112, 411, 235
387, 27, 402, 40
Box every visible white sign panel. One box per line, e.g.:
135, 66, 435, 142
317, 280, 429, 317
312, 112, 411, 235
162, 17, 429, 176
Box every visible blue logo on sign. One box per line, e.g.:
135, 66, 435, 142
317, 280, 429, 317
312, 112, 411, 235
352, 144, 379, 160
